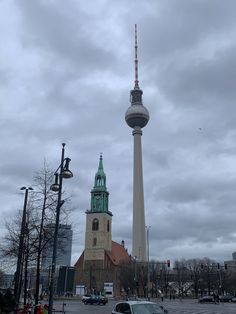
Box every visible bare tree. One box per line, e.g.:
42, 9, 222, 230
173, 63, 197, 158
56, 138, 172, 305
0, 162, 72, 308
118, 260, 136, 296
185, 258, 202, 298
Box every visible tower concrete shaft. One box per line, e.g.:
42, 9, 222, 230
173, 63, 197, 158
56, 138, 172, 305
132, 126, 146, 261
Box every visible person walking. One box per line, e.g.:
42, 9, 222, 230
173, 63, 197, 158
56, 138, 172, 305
161, 292, 164, 302
1, 289, 16, 314
0, 291, 3, 313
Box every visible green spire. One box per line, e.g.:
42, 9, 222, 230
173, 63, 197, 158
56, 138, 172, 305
89, 154, 111, 214
94, 153, 106, 190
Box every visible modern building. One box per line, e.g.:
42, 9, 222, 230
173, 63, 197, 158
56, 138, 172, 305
74, 155, 131, 296
125, 24, 149, 262
224, 252, 236, 273
232, 252, 236, 261
41, 224, 73, 269
56, 266, 75, 296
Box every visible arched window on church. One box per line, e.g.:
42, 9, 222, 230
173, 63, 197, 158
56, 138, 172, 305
96, 175, 105, 187
93, 237, 97, 246
107, 220, 110, 232
96, 175, 101, 186
92, 218, 99, 231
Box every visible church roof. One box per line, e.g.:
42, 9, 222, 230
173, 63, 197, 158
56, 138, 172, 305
106, 241, 131, 266
74, 241, 131, 268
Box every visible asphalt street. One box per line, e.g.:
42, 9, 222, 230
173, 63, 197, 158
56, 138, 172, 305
52, 298, 236, 314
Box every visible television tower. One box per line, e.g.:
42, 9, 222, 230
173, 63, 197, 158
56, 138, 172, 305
125, 24, 150, 262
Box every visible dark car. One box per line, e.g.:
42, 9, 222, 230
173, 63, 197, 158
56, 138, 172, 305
83, 294, 108, 305
198, 295, 214, 303
112, 301, 168, 314
219, 295, 234, 302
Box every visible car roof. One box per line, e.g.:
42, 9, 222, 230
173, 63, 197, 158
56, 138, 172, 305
116, 301, 157, 305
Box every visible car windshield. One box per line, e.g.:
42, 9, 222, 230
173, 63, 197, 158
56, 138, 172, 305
131, 303, 164, 314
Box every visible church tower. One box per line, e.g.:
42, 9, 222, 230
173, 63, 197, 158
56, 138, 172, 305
75, 154, 131, 295
84, 154, 113, 267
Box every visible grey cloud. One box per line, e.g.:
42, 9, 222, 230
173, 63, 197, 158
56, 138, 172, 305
1, 0, 236, 266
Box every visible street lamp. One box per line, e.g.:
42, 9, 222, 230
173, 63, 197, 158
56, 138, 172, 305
146, 225, 151, 300
48, 143, 73, 314
14, 186, 33, 309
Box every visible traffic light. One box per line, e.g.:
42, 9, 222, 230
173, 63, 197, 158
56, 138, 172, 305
225, 264, 228, 270
167, 260, 170, 268
200, 264, 204, 269
217, 263, 220, 270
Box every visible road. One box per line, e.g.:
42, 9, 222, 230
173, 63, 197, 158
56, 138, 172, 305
52, 298, 236, 314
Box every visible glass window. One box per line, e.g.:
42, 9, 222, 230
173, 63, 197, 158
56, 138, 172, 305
115, 304, 122, 312
132, 303, 164, 314
122, 303, 131, 314
115, 303, 131, 314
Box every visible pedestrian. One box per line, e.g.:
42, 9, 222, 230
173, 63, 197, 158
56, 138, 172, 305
161, 293, 164, 302
1, 289, 16, 314
169, 294, 172, 300
36, 303, 43, 314
43, 304, 48, 314
0, 291, 3, 312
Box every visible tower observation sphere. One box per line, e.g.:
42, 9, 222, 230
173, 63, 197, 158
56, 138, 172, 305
125, 96, 149, 129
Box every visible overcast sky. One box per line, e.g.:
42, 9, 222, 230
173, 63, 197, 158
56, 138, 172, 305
1, 0, 236, 268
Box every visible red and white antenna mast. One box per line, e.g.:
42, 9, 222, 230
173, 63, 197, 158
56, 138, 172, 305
134, 24, 139, 89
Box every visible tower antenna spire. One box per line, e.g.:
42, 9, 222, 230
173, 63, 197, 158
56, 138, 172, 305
134, 24, 139, 89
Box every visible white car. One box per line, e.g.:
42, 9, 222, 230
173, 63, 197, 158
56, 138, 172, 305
81, 294, 91, 303
112, 300, 168, 314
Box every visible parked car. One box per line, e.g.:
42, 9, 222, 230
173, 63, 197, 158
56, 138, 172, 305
83, 294, 108, 305
198, 295, 214, 303
219, 295, 234, 302
112, 301, 168, 314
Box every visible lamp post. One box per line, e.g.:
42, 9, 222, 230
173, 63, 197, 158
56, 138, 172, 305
146, 225, 151, 300
34, 195, 47, 312
48, 143, 73, 314
23, 209, 30, 306
14, 186, 33, 309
